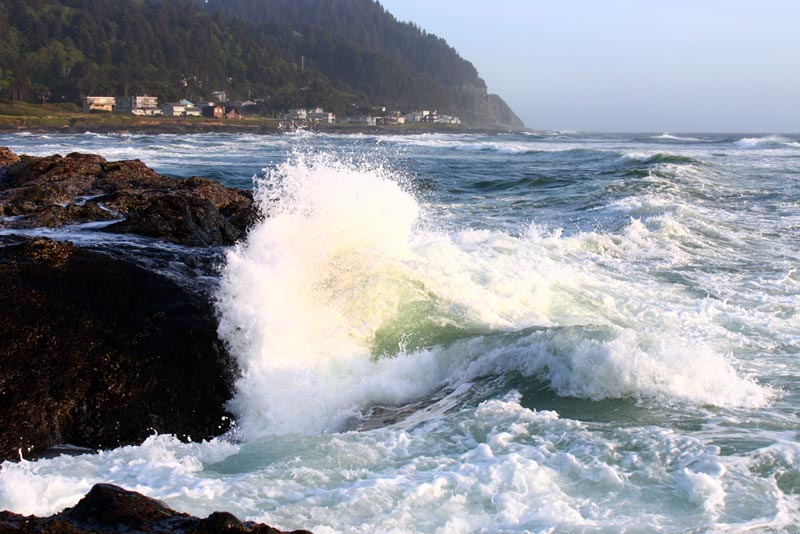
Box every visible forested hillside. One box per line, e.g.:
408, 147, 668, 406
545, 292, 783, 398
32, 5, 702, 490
0, 0, 524, 128
202, 0, 523, 128
0, 0, 357, 114
202, 0, 481, 89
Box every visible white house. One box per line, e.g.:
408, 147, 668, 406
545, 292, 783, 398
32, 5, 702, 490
308, 108, 335, 124
117, 95, 160, 115
288, 108, 308, 121
436, 114, 461, 125
404, 110, 432, 123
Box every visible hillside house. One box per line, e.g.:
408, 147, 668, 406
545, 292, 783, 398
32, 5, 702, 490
404, 110, 432, 123
83, 96, 115, 113
117, 95, 160, 115
345, 115, 377, 126
376, 111, 405, 125
308, 108, 335, 124
160, 102, 186, 117
288, 108, 308, 121
185, 106, 202, 117
224, 106, 242, 120
436, 114, 462, 125
202, 104, 242, 119
202, 104, 224, 119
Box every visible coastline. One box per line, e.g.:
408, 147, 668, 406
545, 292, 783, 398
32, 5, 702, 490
0, 103, 522, 136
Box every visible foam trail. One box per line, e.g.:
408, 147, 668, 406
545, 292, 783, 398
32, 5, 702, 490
215, 153, 770, 440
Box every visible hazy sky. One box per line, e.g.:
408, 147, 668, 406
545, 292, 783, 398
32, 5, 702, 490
379, 0, 800, 132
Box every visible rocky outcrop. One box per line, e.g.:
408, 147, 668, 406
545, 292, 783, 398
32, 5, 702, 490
0, 149, 255, 246
0, 236, 235, 461
0, 483, 313, 533
487, 94, 526, 130
453, 83, 525, 130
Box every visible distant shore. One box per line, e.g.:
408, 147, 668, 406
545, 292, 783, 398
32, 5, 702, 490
0, 101, 521, 136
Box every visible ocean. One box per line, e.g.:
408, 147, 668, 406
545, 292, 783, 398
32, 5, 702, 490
1, 130, 798, 532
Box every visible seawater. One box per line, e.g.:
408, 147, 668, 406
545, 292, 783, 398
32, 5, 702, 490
1, 131, 798, 532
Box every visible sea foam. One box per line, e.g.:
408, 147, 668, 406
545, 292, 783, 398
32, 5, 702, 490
215, 152, 770, 440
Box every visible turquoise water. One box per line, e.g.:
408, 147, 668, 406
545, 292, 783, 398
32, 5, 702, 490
1, 131, 798, 532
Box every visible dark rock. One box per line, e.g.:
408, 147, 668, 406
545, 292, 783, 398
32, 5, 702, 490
0, 150, 255, 246
101, 180, 253, 246
103, 195, 234, 247
0, 236, 235, 461
62, 484, 176, 528
0, 483, 314, 533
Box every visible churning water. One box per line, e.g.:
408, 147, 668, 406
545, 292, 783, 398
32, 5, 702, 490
1, 130, 799, 532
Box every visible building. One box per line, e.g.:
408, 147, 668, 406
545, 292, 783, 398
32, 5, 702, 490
307, 107, 335, 124
202, 104, 224, 119
83, 96, 115, 113
223, 106, 242, 120
435, 114, 461, 125
117, 95, 160, 115
288, 108, 307, 121
404, 110, 432, 123
211, 90, 227, 103
160, 102, 187, 117
201, 104, 242, 119
345, 115, 377, 126
184, 106, 202, 117
420, 110, 437, 123
376, 111, 405, 126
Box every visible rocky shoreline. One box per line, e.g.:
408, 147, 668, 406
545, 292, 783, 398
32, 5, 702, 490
0, 147, 313, 532
0, 145, 248, 457
0, 483, 312, 533
0, 117, 523, 137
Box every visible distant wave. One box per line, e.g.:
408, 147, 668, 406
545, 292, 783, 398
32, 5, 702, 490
623, 152, 705, 165
735, 136, 800, 149
650, 133, 704, 142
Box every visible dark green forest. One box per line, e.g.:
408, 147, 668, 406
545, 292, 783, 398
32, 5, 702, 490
201, 0, 483, 90
0, 0, 522, 127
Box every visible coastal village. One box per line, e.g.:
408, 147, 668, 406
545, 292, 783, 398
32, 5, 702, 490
82, 94, 462, 127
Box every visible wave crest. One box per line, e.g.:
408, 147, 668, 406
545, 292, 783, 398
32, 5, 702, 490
215, 153, 771, 440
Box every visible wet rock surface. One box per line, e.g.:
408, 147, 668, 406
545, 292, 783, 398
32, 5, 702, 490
0, 148, 255, 246
0, 483, 313, 533
0, 150, 317, 533
0, 236, 235, 461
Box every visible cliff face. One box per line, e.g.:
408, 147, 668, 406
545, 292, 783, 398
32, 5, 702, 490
454, 84, 525, 129
487, 94, 526, 130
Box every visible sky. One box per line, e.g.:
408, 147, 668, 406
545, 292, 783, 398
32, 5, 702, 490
378, 0, 800, 132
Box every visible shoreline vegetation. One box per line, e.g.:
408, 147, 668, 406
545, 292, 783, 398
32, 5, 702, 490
0, 102, 521, 136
